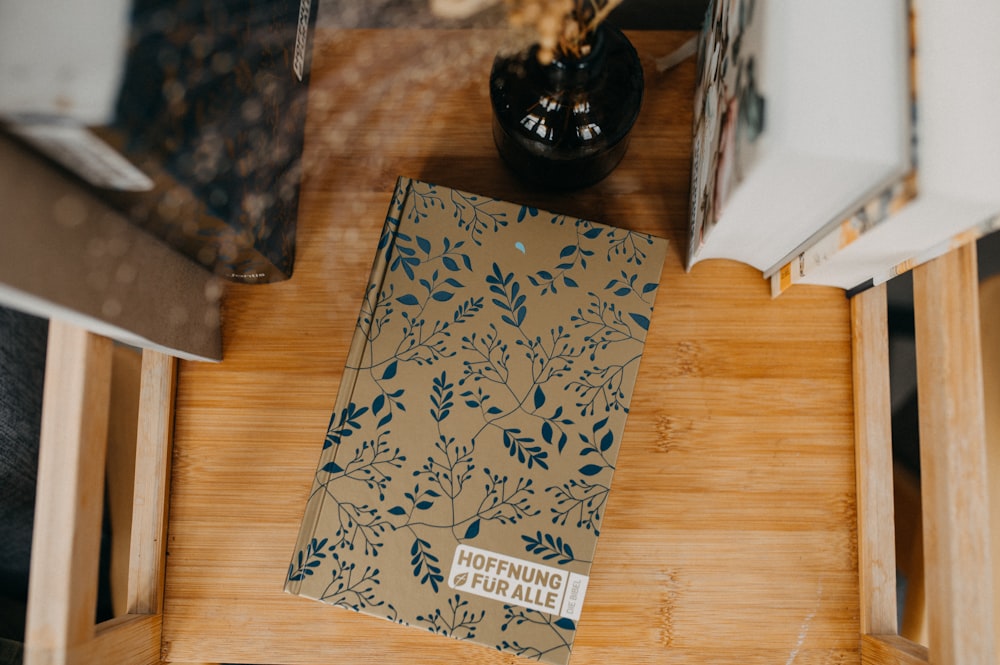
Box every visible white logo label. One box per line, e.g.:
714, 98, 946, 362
448, 544, 589, 620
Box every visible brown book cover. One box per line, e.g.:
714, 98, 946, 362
286, 176, 668, 664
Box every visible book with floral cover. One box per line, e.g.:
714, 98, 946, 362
285, 176, 667, 664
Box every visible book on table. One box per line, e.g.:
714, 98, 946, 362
769, 0, 1000, 295
688, 0, 912, 277
690, 0, 1000, 295
0, 0, 319, 284
286, 176, 668, 665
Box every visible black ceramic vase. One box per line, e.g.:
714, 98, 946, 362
489, 24, 643, 190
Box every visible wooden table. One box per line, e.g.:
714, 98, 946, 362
161, 29, 858, 664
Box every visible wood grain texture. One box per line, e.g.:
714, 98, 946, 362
912, 245, 996, 664
128, 351, 177, 616
850, 284, 897, 636
981, 273, 1000, 653
25, 323, 112, 664
72, 615, 161, 665
860, 635, 928, 665
162, 29, 858, 664
24, 327, 175, 665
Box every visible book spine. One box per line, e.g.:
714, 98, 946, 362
789, 214, 1000, 299
769, 170, 918, 297
870, 214, 1000, 287
285, 175, 413, 595
685, 0, 716, 272
770, 1, 918, 296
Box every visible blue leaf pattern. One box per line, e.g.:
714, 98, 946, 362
288, 178, 666, 665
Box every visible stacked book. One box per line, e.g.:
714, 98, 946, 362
0, 0, 318, 283
687, 0, 1000, 295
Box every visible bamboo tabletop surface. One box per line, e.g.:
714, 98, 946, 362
161, 29, 859, 664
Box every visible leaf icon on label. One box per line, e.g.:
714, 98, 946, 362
453, 572, 468, 587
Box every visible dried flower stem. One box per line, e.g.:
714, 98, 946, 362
506, 0, 627, 64
564, 0, 625, 56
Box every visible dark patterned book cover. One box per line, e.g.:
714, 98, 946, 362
4, 0, 318, 283
286, 177, 668, 664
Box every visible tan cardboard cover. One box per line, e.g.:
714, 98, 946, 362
286, 177, 668, 664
